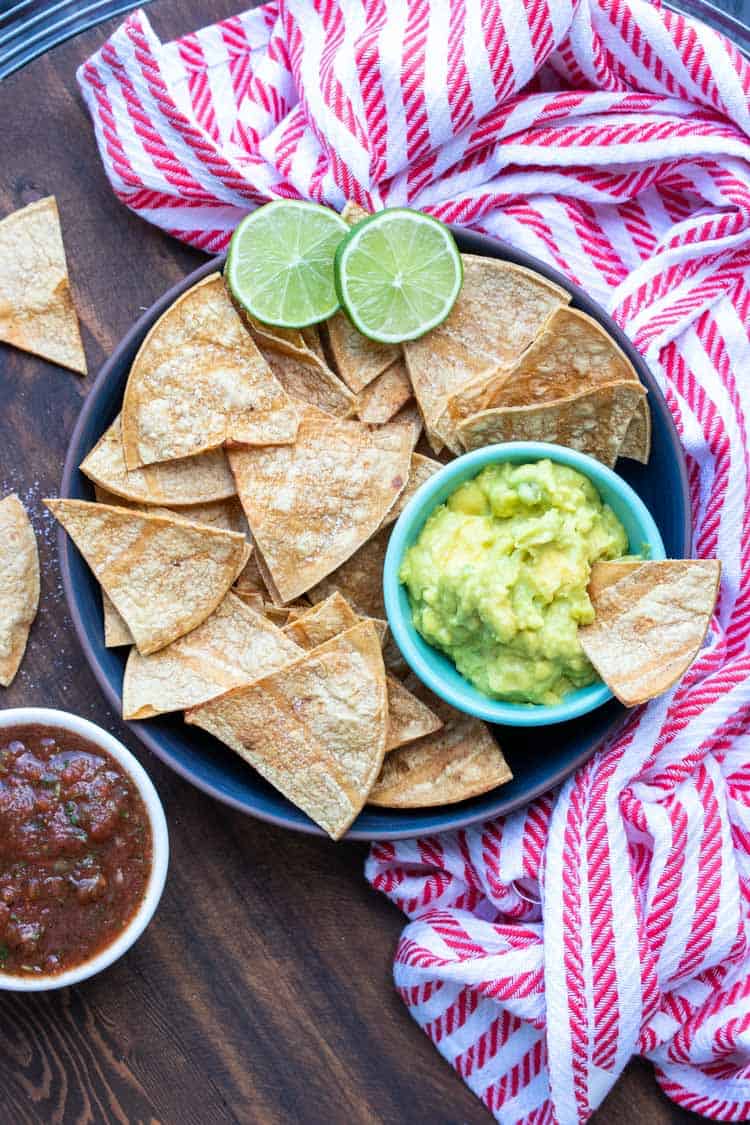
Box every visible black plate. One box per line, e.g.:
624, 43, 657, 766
59, 230, 691, 840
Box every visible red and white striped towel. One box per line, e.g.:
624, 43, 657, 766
78, 3, 750, 1121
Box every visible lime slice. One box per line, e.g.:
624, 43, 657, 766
226, 200, 349, 328
334, 209, 463, 343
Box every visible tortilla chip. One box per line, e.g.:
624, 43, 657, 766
121, 273, 298, 468
377, 400, 423, 452
325, 202, 400, 392
301, 326, 326, 362
261, 343, 356, 418
186, 621, 388, 839
91, 483, 254, 631
587, 559, 643, 602
228, 406, 410, 602
262, 604, 297, 626
80, 415, 237, 507
456, 381, 645, 468
445, 307, 640, 427
278, 590, 430, 748
381, 453, 442, 529
0, 494, 39, 686
46, 499, 248, 655
93, 481, 247, 533
619, 395, 652, 463
92, 486, 137, 647
101, 590, 133, 647
240, 313, 308, 358
341, 201, 369, 225
383, 631, 409, 679
579, 559, 721, 707
282, 591, 360, 649
383, 674, 443, 752
283, 593, 388, 648
356, 359, 412, 424
404, 256, 569, 451
232, 589, 266, 614
232, 539, 268, 593
122, 591, 300, 719
308, 524, 391, 619
327, 312, 400, 393
0, 197, 86, 375
369, 683, 511, 807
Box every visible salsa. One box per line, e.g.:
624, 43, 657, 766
0, 724, 152, 977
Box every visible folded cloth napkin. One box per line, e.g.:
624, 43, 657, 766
78, 3, 750, 1121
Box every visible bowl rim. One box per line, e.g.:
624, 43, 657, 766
58, 230, 692, 840
0, 708, 169, 991
384, 441, 667, 726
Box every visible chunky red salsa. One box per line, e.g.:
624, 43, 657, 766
0, 725, 152, 977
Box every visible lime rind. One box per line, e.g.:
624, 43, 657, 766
226, 200, 349, 328
334, 209, 463, 344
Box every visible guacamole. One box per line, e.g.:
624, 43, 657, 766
400, 460, 629, 705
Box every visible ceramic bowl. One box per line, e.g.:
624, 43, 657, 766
384, 442, 666, 726
59, 229, 691, 839
0, 708, 168, 991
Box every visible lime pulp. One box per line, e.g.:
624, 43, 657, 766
226, 200, 349, 328
334, 208, 463, 344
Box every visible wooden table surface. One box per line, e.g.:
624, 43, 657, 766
0, 4, 705, 1122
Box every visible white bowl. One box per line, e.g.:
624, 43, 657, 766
0, 708, 169, 991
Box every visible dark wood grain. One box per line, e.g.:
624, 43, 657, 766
0, 5, 706, 1123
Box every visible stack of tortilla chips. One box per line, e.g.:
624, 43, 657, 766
48, 206, 689, 838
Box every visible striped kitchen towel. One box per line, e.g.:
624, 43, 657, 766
79, 3, 750, 1121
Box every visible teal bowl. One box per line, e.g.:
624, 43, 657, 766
384, 442, 666, 727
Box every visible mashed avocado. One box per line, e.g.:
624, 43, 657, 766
400, 459, 629, 705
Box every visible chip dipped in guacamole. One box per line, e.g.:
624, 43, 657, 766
399, 459, 629, 705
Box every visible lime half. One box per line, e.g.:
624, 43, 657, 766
226, 200, 349, 328
334, 209, 463, 343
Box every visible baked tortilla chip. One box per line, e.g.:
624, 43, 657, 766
383, 674, 443, 752
301, 326, 326, 362
341, 201, 369, 226
356, 359, 412, 424
232, 589, 266, 614
122, 273, 298, 468
404, 256, 569, 451
369, 684, 511, 807
456, 381, 645, 468
0, 494, 39, 686
102, 590, 133, 648
46, 499, 249, 655
381, 453, 441, 529
280, 591, 438, 750
619, 395, 652, 463
241, 314, 308, 358
308, 525, 391, 619
92, 482, 253, 629
262, 343, 356, 418
186, 621, 388, 839
283, 591, 359, 649
327, 312, 400, 393
93, 481, 248, 535
445, 306, 640, 427
587, 559, 642, 602
283, 592, 387, 648
232, 542, 268, 596
326, 202, 400, 392
377, 401, 423, 452
580, 559, 721, 707
122, 591, 300, 719
228, 407, 410, 602
0, 197, 86, 375
80, 415, 236, 506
